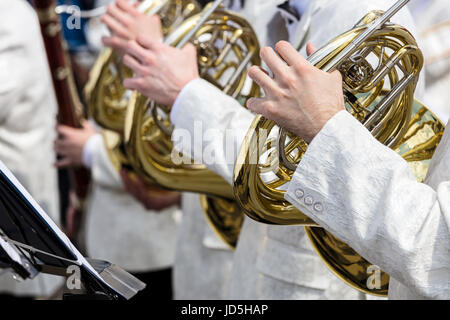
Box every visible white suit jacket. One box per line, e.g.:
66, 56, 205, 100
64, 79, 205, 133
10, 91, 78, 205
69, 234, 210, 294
173, 192, 235, 299
0, 0, 62, 297
82, 134, 180, 272
170, 0, 289, 300
171, 0, 416, 299
81, 0, 180, 273
285, 111, 450, 300
409, 0, 450, 123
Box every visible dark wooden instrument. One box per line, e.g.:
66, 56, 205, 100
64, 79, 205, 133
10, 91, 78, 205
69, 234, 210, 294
30, 0, 91, 214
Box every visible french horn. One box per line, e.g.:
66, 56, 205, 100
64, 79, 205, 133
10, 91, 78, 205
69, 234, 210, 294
85, 0, 201, 133
84, 0, 201, 189
124, 0, 261, 248
234, 0, 445, 296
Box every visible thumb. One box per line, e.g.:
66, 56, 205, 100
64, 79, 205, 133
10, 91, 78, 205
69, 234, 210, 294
331, 69, 343, 82
81, 119, 91, 129
183, 43, 197, 58
306, 42, 317, 57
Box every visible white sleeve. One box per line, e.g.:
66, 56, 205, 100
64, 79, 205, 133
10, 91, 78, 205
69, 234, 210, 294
0, 26, 27, 122
285, 110, 450, 299
82, 133, 102, 169
89, 134, 124, 190
171, 78, 255, 185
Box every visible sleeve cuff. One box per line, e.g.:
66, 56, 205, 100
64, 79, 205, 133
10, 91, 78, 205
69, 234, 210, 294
170, 78, 203, 125
285, 110, 365, 221
82, 133, 102, 168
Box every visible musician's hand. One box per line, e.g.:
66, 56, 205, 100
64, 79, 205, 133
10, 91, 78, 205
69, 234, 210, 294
54, 120, 98, 168
247, 41, 345, 143
101, 0, 163, 53
120, 169, 181, 211
123, 37, 199, 106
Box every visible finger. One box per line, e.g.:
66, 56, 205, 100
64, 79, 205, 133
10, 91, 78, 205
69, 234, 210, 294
126, 40, 152, 64
102, 36, 127, 51
248, 65, 276, 92
123, 76, 146, 91
260, 47, 288, 77
182, 42, 197, 58
81, 119, 91, 129
246, 97, 267, 115
81, 120, 97, 134
275, 40, 305, 67
259, 68, 270, 77
123, 54, 148, 75
54, 158, 73, 168
106, 3, 133, 27
53, 140, 69, 154
117, 0, 140, 17
306, 42, 317, 57
101, 14, 130, 39
136, 34, 161, 50
331, 69, 343, 82
56, 125, 75, 137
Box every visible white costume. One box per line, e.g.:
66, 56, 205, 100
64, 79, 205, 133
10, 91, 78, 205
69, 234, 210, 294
82, 134, 180, 273
409, 0, 450, 123
79, 0, 180, 276
0, 0, 62, 297
285, 111, 450, 299
173, 193, 235, 299
170, 0, 418, 299
172, 0, 291, 300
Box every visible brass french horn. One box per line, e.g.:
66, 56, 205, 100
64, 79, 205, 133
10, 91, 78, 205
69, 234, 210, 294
84, 0, 201, 183
233, 0, 445, 296
124, 0, 261, 248
85, 0, 201, 132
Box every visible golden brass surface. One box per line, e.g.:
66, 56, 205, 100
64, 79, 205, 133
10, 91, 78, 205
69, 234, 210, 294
234, 9, 445, 296
84, 0, 201, 193
124, 4, 260, 248
85, 0, 201, 133
200, 195, 244, 249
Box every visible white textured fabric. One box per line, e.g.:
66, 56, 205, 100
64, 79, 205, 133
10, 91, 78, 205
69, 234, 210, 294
82, 133, 102, 168
85, 0, 113, 53
408, 0, 450, 124
84, 134, 180, 272
286, 111, 450, 299
172, 79, 253, 186
173, 193, 234, 299
169, 0, 289, 300
171, 78, 367, 300
0, 0, 63, 297
170, 0, 418, 300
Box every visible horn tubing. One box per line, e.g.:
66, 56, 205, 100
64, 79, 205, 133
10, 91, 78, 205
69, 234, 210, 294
144, 0, 170, 17
225, 50, 255, 96
172, 0, 224, 48
308, 0, 410, 72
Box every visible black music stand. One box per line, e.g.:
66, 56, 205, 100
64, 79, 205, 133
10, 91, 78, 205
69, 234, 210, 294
0, 161, 145, 300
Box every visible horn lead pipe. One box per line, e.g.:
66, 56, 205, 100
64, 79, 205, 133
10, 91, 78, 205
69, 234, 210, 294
308, 0, 410, 72
173, 0, 224, 48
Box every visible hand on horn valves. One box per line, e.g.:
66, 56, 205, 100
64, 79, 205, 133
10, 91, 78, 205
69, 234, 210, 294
101, 0, 163, 54
122, 35, 200, 107
247, 41, 345, 143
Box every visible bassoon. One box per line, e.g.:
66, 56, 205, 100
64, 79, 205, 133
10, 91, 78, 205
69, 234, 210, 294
30, 0, 91, 223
